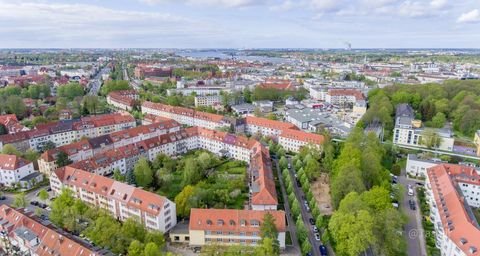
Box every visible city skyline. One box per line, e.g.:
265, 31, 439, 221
1, 0, 480, 49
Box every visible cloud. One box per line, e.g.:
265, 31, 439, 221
430, 0, 447, 9
457, 9, 480, 23
139, 0, 265, 8
0, 0, 225, 47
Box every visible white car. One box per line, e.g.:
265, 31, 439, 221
314, 233, 320, 241
408, 188, 414, 196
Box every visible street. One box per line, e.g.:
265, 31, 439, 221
87, 65, 111, 96
272, 157, 301, 255
398, 169, 427, 256
0, 186, 53, 215
287, 156, 322, 256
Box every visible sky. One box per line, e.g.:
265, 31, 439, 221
0, 0, 479, 48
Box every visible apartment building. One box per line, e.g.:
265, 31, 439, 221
244, 116, 298, 138
405, 154, 444, 178
0, 205, 110, 256
393, 104, 454, 151
0, 154, 41, 188
425, 164, 480, 256
38, 119, 181, 175
188, 209, 286, 248
50, 167, 176, 233
194, 95, 222, 107
107, 90, 139, 111
325, 89, 365, 106
278, 128, 324, 153
141, 101, 230, 130
0, 113, 136, 152
249, 144, 278, 210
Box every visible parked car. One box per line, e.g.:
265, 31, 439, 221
305, 205, 311, 212
193, 247, 201, 253
0, 195, 6, 200
409, 200, 416, 210
30, 201, 39, 206
288, 163, 291, 169
408, 188, 414, 196
46, 187, 52, 192
313, 226, 319, 233
309, 218, 315, 225
314, 233, 320, 241
38, 203, 48, 209
320, 245, 328, 256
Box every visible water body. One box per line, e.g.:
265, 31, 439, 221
175, 50, 293, 64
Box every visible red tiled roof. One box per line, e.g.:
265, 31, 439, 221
0, 205, 102, 256
189, 208, 286, 232
245, 116, 298, 131
280, 128, 325, 145
328, 89, 365, 101
55, 167, 167, 215
0, 154, 31, 170
142, 102, 225, 123
250, 144, 277, 206
427, 164, 480, 255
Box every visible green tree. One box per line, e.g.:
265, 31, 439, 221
259, 212, 280, 255
329, 209, 375, 256
12, 193, 27, 208
113, 168, 126, 182
126, 170, 136, 185
144, 242, 161, 256
83, 95, 102, 115
182, 158, 202, 186
420, 128, 442, 149
55, 151, 73, 167
175, 185, 195, 217
197, 152, 212, 169
134, 158, 154, 188
6, 95, 26, 117
38, 189, 49, 204
296, 216, 308, 242
255, 237, 277, 256
431, 112, 446, 128
32, 116, 48, 126
127, 240, 144, 256
122, 218, 146, 242
279, 156, 288, 170
42, 141, 56, 151
301, 239, 312, 255
2, 144, 21, 156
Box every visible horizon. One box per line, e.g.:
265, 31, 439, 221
1, 0, 479, 49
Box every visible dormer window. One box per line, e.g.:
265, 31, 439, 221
217, 219, 224, 226
240, 219, 246, 227
250, 219, 260, 226
229, 220, 235, 226
206, 219, 212, 225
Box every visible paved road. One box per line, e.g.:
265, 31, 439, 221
1, 186, 53, 214
287, 156, 322, 256
88, 65, 111, 96
272, 157, 300, 254
398, 169, 427, 256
